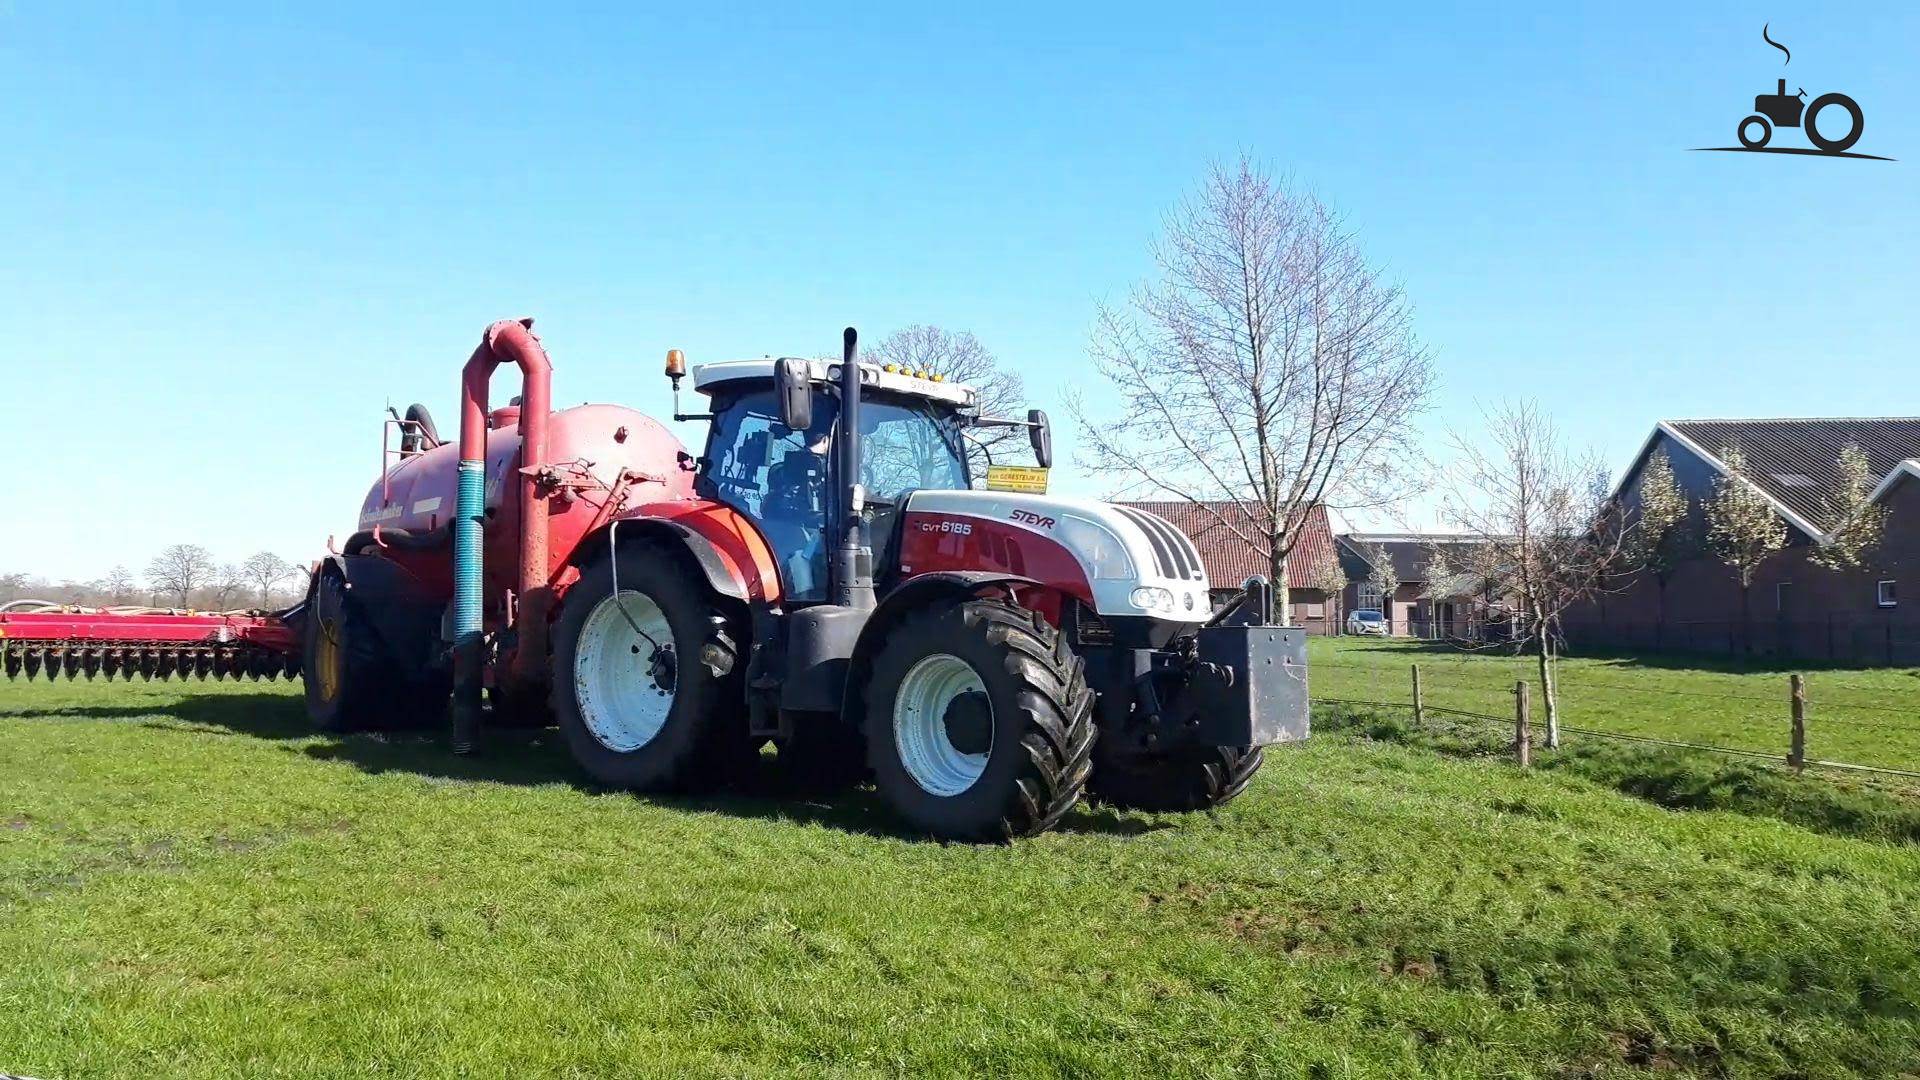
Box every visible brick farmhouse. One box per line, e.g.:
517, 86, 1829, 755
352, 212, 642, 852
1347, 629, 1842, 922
1335, 534, 1499, 637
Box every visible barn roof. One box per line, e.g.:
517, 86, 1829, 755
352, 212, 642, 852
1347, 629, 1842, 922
1336, 534, 1486, 584
1634, 418, 1920, 536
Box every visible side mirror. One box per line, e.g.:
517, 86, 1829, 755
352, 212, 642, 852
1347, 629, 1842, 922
1027, 409, 1052, 469
775, 357, 813, 432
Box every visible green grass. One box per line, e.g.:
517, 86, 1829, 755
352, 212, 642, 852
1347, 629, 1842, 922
1311, 637, 1920, 775
1319, 702, 1920, 846
4, 677, 1920, 1077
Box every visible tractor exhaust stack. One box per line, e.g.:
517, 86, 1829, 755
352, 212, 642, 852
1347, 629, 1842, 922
830, 326, 874, 611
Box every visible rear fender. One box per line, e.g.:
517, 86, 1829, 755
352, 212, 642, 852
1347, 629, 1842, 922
611, 501, 782, 605
567, 517, 751, 602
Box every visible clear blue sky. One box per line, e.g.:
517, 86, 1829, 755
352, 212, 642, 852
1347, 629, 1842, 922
2, 3, 1915, 581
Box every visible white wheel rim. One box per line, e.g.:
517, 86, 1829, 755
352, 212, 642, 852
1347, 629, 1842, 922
573, 590, 676, 752
893, 653, 992, 797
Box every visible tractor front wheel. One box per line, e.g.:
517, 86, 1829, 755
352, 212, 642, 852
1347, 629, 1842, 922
551, 540, 750, 792
864, 599, 1094, 841
1088, 740, 1264, 813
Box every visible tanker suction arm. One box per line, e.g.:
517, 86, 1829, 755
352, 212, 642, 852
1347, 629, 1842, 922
450, 319, 554, 753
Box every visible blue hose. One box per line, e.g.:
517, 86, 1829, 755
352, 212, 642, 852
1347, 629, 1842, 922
450, 458, 486, 751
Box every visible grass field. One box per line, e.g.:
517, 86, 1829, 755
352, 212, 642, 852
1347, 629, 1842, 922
4, 674, 1920, 1077
1310, 637, 1920, 775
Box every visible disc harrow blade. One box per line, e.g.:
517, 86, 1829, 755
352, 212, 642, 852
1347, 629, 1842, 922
1, 639, 299, 687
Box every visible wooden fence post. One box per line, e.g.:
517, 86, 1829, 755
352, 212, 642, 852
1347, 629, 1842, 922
1788, 673, 1806, 774
1411, 664, 1424, 726
1514, 680, 1531, 767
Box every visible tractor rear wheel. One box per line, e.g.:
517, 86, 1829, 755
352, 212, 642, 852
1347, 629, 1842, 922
551, 540, 750, 792
864, 599, 1094, 841
1088, 741, 1264, 813
304, 570, 415, 733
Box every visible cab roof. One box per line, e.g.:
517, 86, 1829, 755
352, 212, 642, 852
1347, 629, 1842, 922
692, 359, 977, 408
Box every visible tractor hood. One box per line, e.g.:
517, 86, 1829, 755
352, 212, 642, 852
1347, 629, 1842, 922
901, 490, 1212, 621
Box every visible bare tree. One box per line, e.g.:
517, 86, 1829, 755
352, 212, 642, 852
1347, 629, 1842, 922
206, 563, 248, 610
1441, 402, 1634, 748
1809, 441, 1886, 572
103, 565, 137, 605
864, 325, 1028, 480
1703, 443, 1787, 650
241, 551, 297, 608
1070, 157, 1433, 619
1631, 448, 1696, 643
147, 544, 217, 608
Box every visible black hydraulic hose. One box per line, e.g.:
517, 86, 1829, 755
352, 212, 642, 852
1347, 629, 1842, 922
342, 525, 452, 557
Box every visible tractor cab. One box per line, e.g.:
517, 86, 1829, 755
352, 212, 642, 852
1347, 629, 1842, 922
676, 354, 1048, 603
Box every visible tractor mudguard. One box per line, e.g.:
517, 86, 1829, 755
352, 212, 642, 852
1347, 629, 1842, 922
591, 518, 750, 601
839, 571, 1048, 725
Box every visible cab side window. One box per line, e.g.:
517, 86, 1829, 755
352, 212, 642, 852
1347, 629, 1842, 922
702, 390, 837, 601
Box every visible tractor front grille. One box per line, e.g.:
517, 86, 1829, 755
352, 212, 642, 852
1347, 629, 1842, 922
1117, 507, 1206, 582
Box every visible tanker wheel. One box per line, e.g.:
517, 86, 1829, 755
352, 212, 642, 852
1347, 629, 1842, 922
1087, 739, 1265, 813
863, 599, 1094, 842
304, 571, 413, 733
550, 540, 751, 793
1805, 93, 1863, 153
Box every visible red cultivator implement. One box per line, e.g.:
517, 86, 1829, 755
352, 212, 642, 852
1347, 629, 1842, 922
0, 602, 301, 682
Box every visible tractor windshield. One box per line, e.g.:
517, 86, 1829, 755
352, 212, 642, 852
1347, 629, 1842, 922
858, 395, 970, 503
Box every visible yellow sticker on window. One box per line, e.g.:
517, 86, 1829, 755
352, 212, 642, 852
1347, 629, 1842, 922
985, 465, 1050, 494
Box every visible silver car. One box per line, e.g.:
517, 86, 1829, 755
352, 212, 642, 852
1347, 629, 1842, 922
1345, 609, 1388, 636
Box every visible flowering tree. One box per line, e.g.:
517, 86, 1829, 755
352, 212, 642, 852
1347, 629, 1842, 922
1809, 441, 1886, 572
1356, 541, 1399, 632
1632, 448, 1696, 641
1704, 443, 1787, 649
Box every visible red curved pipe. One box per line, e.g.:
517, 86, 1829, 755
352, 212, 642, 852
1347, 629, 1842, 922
460, 317, 553, 685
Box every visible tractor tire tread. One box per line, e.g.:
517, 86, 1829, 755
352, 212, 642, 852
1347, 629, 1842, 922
1089, 742, 1265, 814
866, 598, 1093, 842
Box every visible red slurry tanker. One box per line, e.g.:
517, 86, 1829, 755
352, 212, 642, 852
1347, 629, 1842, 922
2, 319, 1308, 840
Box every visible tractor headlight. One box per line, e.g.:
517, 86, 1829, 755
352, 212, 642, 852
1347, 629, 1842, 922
1056, 515, 1136, 581
1129, 586, 1175, 613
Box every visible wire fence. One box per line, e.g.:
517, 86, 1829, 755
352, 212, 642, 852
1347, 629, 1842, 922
1306, 652, 1920, 784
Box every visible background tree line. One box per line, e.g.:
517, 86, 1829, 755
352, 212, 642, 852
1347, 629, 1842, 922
0, 547, 305, 611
